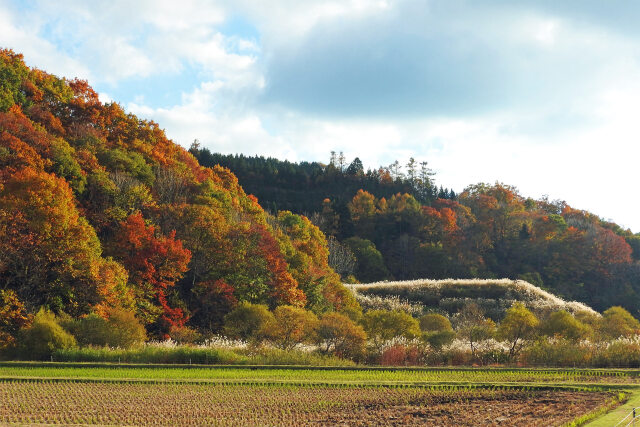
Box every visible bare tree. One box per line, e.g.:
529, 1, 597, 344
327, 236, 356, 279
154, 166, 188, 205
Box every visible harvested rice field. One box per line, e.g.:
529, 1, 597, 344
0, 380, 618, 426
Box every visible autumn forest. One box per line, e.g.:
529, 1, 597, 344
1, 47, 639, 351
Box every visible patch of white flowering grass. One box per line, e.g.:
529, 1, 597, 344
347, 279, 598, 317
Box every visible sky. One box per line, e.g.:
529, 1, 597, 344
1, 0, 639, 231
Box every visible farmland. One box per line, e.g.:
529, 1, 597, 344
0, 363, 634, 426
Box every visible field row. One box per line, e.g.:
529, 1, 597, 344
2, 365, 639, 385
0, 380, 619, 426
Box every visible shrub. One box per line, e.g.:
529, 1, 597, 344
599, 306, 640, 339
521, 338, 591, 367
315, 312, 366, 359
169, 325, 201, 345
361, 310, 420, 352
16, 309, 76, 360
223, 302, 274, 343
380, 344, 421, 366
423, 330, 456, 351
64, 308, 146, 348
106, 307, 147, 347
540, 310, 591, 341
263, 306, 318, 350
419, 313, 452, 332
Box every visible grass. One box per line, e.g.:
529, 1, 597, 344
1, 363, 640, 385
49, 345, 354, 366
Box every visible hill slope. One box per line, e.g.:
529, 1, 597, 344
0, 49, 355, 338
349, 279, 598, 320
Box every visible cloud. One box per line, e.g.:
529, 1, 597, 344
2, 0, 640, 230
260, 0, 638, 121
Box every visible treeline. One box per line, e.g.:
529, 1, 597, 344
0, 49, 357, 351
191, 147, 456, 216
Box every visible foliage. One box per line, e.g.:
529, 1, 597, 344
223, 302, 274, 343
497, 302, 539, 359
540, 310, 591, 341
419, 313, 452, 332
344, 237, 391, 282
315, 312, 366, 359
263, 305, 319, 350
14, 309, 76, 359
360, 310, 420, 352
599, 306, 640, 339
454, 303, 496, 362
0, 49, 350, 346
423, 330, 456, 350
64, 307, 146, 349
0, 289, 30, 348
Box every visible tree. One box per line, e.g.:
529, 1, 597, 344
109, 212, 191, 335
419, 313, 452, 332
315, 312, 366, 359
360, 310, 420, 353
497, 302, 539, 359
0, 290, 31, 349
190, 279, 237, 333
455, 303, 496, 361
540, 310, 590, 342
223, 302, 274, 343
344, 237, 390, 282
599, 306, 640, 339
346, 157, 364, 176
16, 309, 76, 360
264, 305, 318, 350
327, 237, 356, 280
0, 167, 129, 316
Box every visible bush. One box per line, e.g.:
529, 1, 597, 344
595, 340, 640, 368
540, 310, 591, 341
315, 312, 366, 359
169, 325, 201, 345
53, 344, 355, 366
600, 307, 640, 339
380, 344, 422, 366
64, 308, 146, 348
54, 345, 246, 364
361, 310, 420, 352
419, 313, 452, 332
16, 309, 76, 360
521, 338, 591, 367
422, 330, 456, 351
263, 306, 318, 350
223, 302, 274, 343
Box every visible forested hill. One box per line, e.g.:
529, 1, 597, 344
0, 49, 357, 340
191, 151, 640, 316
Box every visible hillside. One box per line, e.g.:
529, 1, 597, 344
201, 150, 640, 315
0, 49, 355, 339
349, 279, 598, 321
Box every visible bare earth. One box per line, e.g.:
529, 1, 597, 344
0, 381, 614, 426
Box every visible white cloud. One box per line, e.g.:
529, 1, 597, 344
0, 4, 91, 79
2, 0, 640, 231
